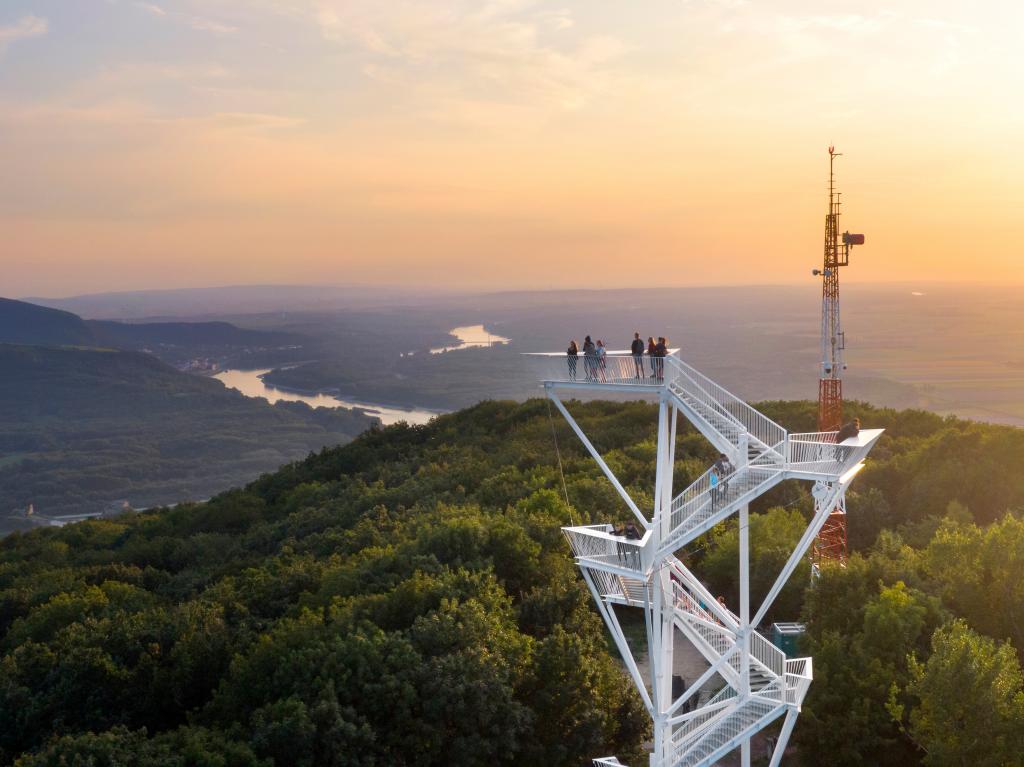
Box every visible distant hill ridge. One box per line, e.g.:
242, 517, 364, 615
0, 297, 298, 349
0, 297, 95, 346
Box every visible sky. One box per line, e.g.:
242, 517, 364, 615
3, 0, 1023, 297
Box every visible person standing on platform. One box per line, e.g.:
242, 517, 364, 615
583, 336, 597, 381
596, 339, 608, 382
654, 336, 668, 381
631, 332, 645, 379
566, 340, 579, 380
624, 520, 642, 568
647, 336, 657, 378
836, 417, 861, 442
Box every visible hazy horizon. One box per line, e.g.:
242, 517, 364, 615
15, 278, 1018, 303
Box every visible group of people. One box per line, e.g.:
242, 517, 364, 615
565, 336, 608, 382
565, 332, 670, 382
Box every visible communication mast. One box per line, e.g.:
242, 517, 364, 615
811, 147, 864, 572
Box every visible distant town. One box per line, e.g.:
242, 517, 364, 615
10, 499, 133, 529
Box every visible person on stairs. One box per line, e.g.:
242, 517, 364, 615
711, 453, 733, 508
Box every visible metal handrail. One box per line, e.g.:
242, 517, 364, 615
667, 466, 780, 543
750, 630, 785, 677
665, 356, 787, 451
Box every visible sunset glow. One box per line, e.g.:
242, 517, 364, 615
4, 0, 1024, 296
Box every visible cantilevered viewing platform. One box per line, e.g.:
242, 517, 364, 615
523, 349, 681, 392
526, 348, 882, 767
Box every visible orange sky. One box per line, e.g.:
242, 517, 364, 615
3, 1, 1023, 296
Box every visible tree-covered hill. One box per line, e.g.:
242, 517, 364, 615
0, 345, 376, 525
2, 399, 1024, 765
0, 298, 95, 347
0, 297, 303, 368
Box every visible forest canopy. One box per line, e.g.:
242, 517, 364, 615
2, 398, 1024, 765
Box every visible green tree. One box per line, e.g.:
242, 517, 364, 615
798, 577, 944, 766
922, 514, 1024, 653
895, 621, 1024, 767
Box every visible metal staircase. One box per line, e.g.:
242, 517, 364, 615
524, 349, 881, 766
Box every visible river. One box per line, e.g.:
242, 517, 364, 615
214, 324, 509, 425
429, 324, 510, 354
212, 368, 439, 426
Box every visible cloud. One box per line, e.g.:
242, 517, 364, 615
135, 2, 167, 16
302, 1, 629, 123
127, 1, 238, 34
0, 15, 48, 52
189, 16, 239, 34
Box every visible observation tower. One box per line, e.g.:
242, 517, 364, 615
524, 349, 881, 766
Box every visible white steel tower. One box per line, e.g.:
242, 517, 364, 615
525, 348, 881, 767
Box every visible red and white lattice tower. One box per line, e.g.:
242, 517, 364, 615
811, 147, 865, 574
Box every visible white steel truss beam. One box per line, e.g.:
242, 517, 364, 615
751, 471, 858, 627
547, 389, 650, 528
580, 567, 655, 716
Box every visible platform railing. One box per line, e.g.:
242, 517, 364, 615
786, 432, 858, 475
524, 350, 678, 387
563, 524, 649, 577
785, 657, 813, 706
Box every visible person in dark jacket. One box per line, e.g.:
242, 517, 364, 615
623, 520, 642, 568
566, 340, 579, 380
653, 337, 668, 381
631, 332, 645, 379
836, 417, 861, 442
582, 336, 597, 381
647, 336, 657, 378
